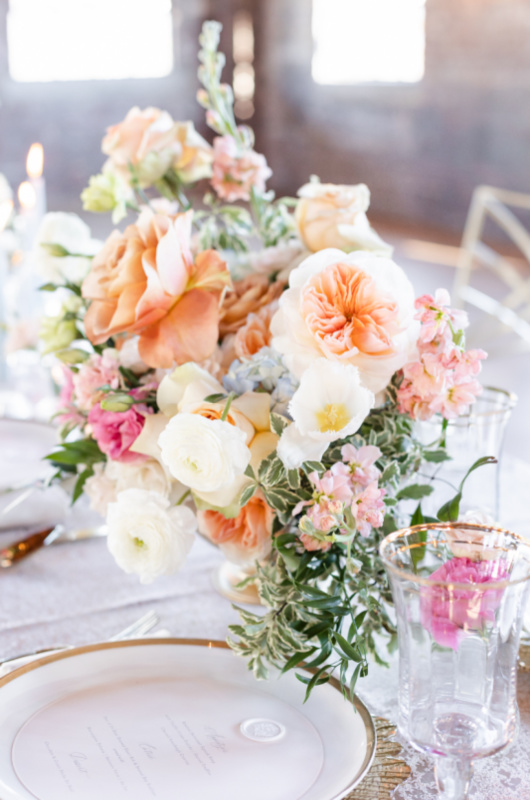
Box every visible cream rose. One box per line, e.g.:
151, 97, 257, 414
295, 181, 392, 256
107, 488, 196, 584
270, 248, 418, 393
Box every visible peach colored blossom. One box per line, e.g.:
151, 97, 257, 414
211, 135, 272, 202
82, 209, 231, 370
301, 261, 401, 359
102, 107, 182, 185
219, 273, 285, 337
198, 492, 274, 565
234, 301, 278, 360
271, 248, 417, 394
295, 182, 391, 255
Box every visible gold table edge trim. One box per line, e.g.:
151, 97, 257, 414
0, 637, 412, 799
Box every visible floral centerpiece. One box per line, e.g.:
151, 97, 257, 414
39, 21, 490, 699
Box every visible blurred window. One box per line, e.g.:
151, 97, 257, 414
312, 0, 425, 85
7, 0, 174, 82
233, 10, 255, 120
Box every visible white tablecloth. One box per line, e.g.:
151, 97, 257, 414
2, 456, 530, 799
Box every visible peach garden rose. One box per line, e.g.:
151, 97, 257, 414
197, 492, 274, 566
82, 209, 231, 369
295, 181, 392, 256
270, 248, 418, 394
101, 107, 212, 188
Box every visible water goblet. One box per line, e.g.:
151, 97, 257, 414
380, 522, 530, 800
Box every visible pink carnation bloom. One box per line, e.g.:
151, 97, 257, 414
420, 557, 510, 651
211, 135, 272, 202
340, 444, 382, 489
73, 352, 122, 411
88, 402, 151, 463
351, 482, 386, 537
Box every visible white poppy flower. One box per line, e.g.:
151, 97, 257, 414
277, 360, 374, 470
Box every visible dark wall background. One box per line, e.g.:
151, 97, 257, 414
0, 0, 529, 237
256, 0, 530, 234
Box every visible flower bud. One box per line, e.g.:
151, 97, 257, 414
101, 393, 135, 413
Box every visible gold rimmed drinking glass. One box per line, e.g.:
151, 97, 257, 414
380, 522, 530, 800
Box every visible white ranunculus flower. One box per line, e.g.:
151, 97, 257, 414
107, 488, 196, 584
277, 360, 374, 469
35, 212, 102, 283
158, 413, 251, 495
270, 248, 418, 394
295, 181, 392, 256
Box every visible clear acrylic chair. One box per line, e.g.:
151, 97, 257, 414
453, 185, 530, 352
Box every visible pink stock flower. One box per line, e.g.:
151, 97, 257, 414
300, 532, 332, 552
351, 482, 386, 537
415, 289, 468, 348
211, 135, 272, 202
88, 402, 151, 463
73, 351, 122, 411
396, 289, 487, 421
420, 557, 510, 651
429, 377, 483, 420
341, 444, 382, 489
310, 467, 354, 504
56, 367, 85, 427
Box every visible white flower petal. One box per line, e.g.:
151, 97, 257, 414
107, 488, 196, 584
158, 413, 251, 493
277, 424, 327, 471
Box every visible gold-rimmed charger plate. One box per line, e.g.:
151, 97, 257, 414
0, 638, 376, 800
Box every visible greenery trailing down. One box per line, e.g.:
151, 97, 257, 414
228, 398, 494, 701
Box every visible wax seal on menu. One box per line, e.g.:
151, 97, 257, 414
240, 718, 286, 742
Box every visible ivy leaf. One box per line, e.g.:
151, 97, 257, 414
204, 393, 227, 403
458, 456, 497, 492
72, 467, 94, 503
437, 492, 462, 522
302, 461, 324, 477
410, 504, 427, 568
270, 413, 288, 436
423, 450, 452, 463
396, 483, 434, 500
239, 483, 257, 507
381, 462, 399, 483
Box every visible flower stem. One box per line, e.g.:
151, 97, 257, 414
220, 392, 237, 422
176, 489, 191, 506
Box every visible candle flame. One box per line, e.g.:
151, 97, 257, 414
26, 143, 44, 179
18, 181, 37, 211
0, 200, 13, 232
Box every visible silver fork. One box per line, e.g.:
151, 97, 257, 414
0, 610, 160, 669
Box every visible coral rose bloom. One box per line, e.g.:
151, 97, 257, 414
219, 273, 285, 336
234, 301, 278, 360
271, 248, 417, 393
82, 209, 230, 369
198, 492, 274, 566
